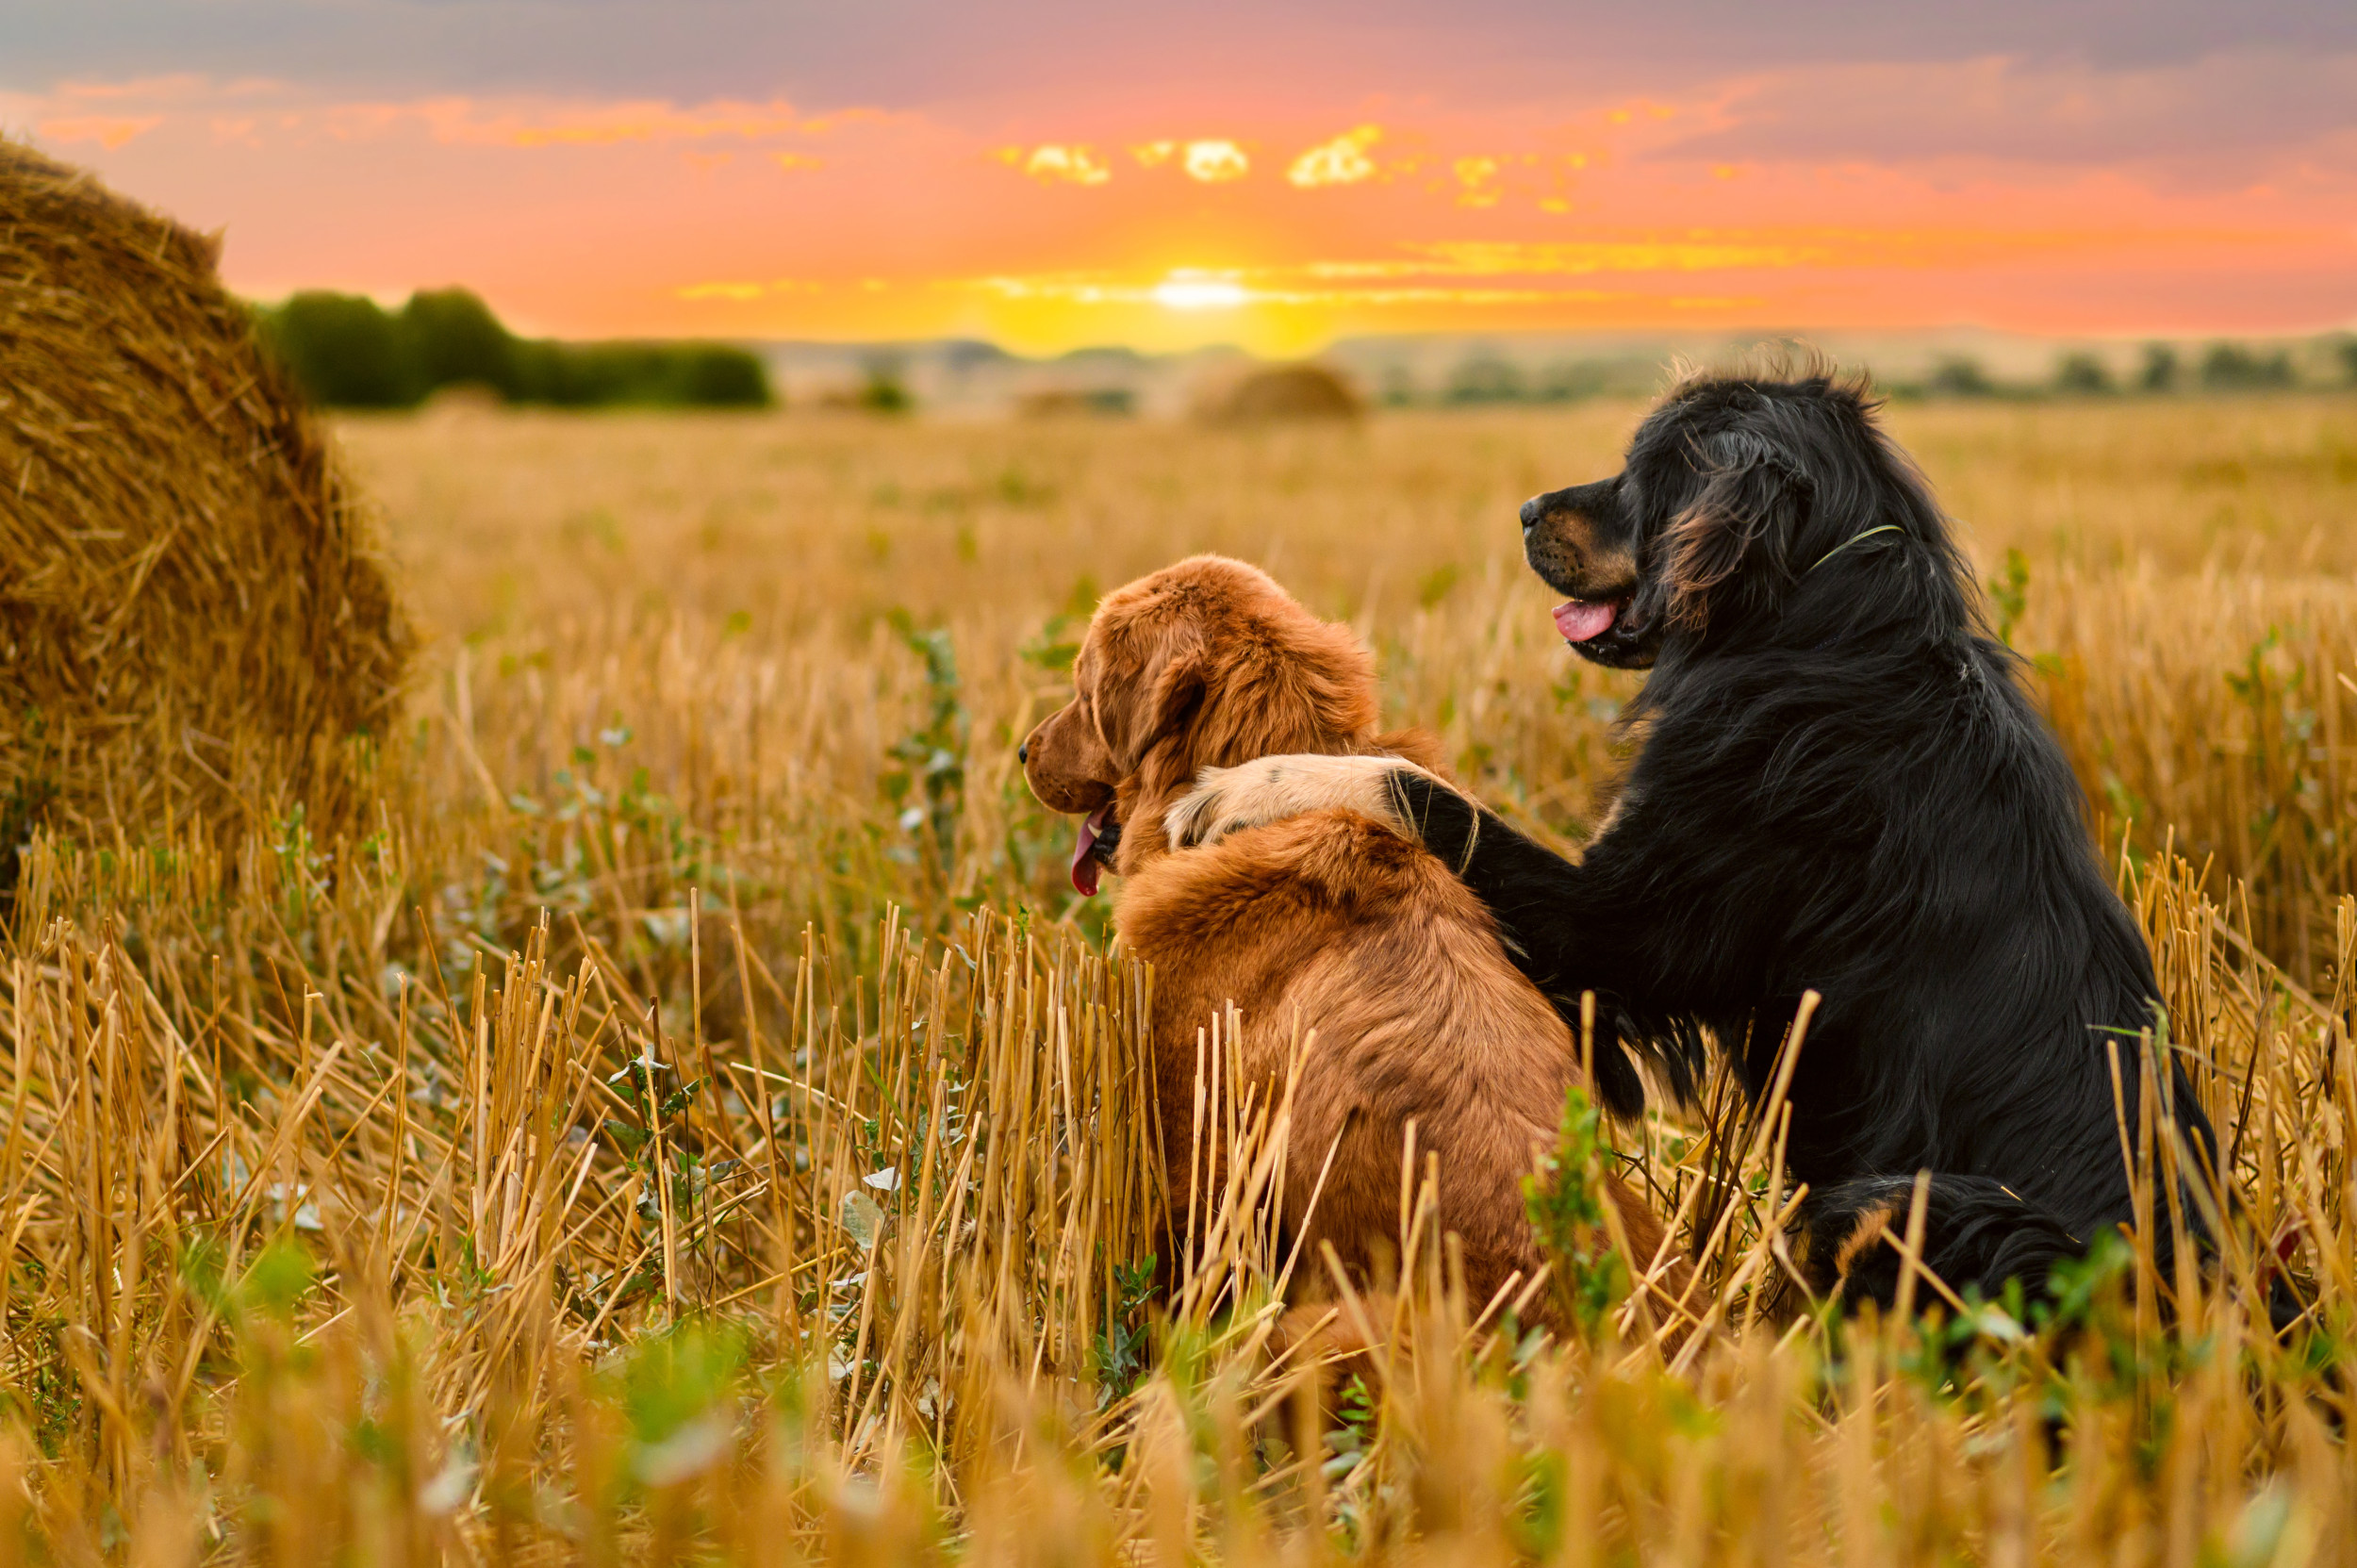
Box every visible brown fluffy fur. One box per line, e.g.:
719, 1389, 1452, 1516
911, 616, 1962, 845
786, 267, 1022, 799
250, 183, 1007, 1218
1021, 555, 1689, 1337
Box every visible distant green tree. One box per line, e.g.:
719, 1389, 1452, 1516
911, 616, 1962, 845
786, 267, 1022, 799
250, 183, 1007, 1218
261, 291, 423, 408
2336, 336, 2357, 387
2200, 342, 2294, 391
2052, 352, 2114, 396
2138, 343, 2179, 393
401, 288, 519, 397
1928, 357, 1995, 397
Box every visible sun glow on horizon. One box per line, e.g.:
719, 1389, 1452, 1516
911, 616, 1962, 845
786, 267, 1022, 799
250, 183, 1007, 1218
1150, 272, 1250, 310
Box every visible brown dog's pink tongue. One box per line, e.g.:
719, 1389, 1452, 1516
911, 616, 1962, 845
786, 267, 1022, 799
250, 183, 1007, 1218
1552, 600, 1616, 642
1070, 804, 1113, 896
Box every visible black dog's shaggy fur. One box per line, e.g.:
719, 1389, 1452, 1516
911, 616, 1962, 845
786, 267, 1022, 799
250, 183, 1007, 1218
1203, 368, 2223, 1307
1426, 369, 2217, 1303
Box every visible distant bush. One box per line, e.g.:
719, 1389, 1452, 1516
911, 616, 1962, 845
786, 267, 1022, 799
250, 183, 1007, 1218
858, 363, 914, 414
1016, 388, 1133, 418
2138, 343, 2180, 392
676, 345, 772, 407
2200, 342, 2295, 392
2052, 352, 2115, 396
1416, 355, 1648, 405
1927, 357, 1996, 397
1533, 361, 1618, 402
1444, 357, 1526, 405
507, 339, 774, 409
257, 288, 772, 411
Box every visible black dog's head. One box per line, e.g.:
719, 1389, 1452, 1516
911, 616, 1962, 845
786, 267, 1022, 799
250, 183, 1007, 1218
1523, 367, 1969, 668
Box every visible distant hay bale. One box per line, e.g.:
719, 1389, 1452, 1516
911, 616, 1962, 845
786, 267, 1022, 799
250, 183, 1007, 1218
1195, 362, 1364, 424
0, 140, 413, 851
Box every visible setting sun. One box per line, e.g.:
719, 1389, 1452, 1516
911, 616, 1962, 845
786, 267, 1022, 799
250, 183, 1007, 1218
1151, 273, 1250, 311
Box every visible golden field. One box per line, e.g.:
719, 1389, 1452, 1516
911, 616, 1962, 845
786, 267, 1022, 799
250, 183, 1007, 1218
7, 393, 2357, 1564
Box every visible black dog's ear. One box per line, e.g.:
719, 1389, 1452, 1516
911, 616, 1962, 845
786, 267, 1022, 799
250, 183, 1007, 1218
1663, 429, 1810, 631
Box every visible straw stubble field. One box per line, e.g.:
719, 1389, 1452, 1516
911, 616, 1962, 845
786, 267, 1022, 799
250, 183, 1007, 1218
7, 394, 2357, 1564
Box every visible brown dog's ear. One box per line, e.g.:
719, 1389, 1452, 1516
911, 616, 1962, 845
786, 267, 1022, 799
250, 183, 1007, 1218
1106, 626, 1210, 776
1664, 429, 1807, 631
1189, 619, 1376, 767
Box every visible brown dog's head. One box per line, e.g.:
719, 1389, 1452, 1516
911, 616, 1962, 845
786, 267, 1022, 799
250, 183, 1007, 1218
1021, 555, 1414, 894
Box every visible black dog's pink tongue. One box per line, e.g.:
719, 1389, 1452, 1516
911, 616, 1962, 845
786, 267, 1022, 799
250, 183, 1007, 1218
1553, 600, 1616, 643
1070, 804, 1113, 896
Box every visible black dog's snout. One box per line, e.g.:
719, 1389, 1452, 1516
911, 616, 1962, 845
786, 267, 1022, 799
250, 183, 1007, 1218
1520, 495, 1546, 530
1017, 741, 1029, 764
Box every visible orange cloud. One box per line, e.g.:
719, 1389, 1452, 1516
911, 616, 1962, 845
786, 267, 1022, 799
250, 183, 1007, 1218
1288, 125, 1382, 188
1017, 143, 1112, 185
39, 115, 162, 149
1451, 155, 1503, 207
1180, 140, 1249, 182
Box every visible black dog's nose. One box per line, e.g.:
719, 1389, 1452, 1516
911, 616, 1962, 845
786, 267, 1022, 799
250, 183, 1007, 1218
1519, 495, 1546, 530
1017, 741, 1029, 764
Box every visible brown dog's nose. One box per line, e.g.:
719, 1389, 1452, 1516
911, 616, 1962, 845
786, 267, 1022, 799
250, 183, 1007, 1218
1017, 740, 1029, 764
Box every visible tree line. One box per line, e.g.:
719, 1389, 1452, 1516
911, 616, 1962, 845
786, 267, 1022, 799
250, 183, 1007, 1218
1930, 338, 2355, 400
255, 289, 772, 410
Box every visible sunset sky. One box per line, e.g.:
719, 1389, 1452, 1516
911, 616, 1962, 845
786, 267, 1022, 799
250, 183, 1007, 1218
8, 2, 2356, 355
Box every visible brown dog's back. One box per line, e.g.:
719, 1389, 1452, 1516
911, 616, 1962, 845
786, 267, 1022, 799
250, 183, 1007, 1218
1121, 801, 1686, 1337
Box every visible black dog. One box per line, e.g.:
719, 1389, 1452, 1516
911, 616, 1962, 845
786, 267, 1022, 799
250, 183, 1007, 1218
1170, 366, 2220, 1309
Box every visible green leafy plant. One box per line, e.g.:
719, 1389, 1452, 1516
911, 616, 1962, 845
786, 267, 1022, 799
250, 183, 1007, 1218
1523, 1081, 1629, 1338
1092, 1253, 1158, 1410
1988, 546, 2031, 646
882, 611, 968, 878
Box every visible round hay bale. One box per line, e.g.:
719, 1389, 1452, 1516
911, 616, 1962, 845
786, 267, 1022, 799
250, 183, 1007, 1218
0, 139, 412, 852
1195, 362, 1364, 424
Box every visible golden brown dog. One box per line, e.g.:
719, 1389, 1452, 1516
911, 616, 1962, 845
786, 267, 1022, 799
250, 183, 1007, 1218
1020, 554, 1688, 1337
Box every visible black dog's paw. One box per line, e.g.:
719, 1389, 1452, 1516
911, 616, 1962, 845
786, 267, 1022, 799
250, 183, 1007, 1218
1164, 754, 1428, 849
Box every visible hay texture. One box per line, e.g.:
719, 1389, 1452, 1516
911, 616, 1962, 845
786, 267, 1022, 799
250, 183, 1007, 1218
0, 140, 411, 850
1195, 362, 1365, 423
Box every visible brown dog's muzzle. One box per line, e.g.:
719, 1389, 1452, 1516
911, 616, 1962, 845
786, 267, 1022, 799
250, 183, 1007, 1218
1021, 701, 1126, 895
1021, 703, 1114, 816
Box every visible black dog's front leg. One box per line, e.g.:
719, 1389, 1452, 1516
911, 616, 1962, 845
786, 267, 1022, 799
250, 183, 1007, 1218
1385, 772, 1653, 1114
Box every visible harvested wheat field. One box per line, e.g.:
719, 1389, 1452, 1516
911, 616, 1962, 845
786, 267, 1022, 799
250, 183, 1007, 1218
6, 392, 2357, 1564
